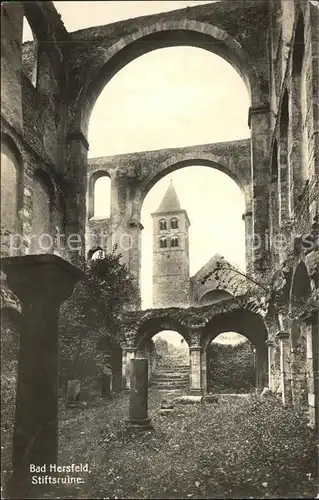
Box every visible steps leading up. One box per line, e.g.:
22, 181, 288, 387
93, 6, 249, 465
150, 364, 190, 391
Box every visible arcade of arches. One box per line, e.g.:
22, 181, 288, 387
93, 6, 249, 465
1, 0, 318, 427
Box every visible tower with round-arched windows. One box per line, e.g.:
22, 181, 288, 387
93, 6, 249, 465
151, 180, 190, 308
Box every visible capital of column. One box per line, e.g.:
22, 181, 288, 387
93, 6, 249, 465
189, 345, 202, 352
248, 102, 270, 128
67, 129, 89, 150
242, 211, 253, 221
276, 330, 290, 340
1, 254, 85, 306
266, 339, 276, 347
124, 346, 137, 353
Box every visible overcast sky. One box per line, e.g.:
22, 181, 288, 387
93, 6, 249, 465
23, 2, 250, 318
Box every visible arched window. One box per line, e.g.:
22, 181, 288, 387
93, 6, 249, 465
159, 219, 167, 231
22, 16, 38, 87
1, 142, 20, 235
170, 218, 178, 229
171, 236, 179, 248
32, 170, 54, 254
159, 237, 167, 248
292, 14, 305, 77
93, 174, 111, 218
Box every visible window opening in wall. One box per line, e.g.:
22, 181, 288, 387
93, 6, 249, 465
160, 237, 167, 248
171, 236, 179, 248
171, 218, 178, 229
159, 219, 167, 231
93, 175, 111, 218
1, 142, 20, 251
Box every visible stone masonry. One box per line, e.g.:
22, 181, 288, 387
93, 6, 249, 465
1, 0, 318, 426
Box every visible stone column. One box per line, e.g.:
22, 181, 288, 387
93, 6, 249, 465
201, 348, 207, 395
129, 358, 152, 429
242, 209, 253, 275
290, 344, 307, 406
266, 339, 276, 391
249, 104, 271, 277
276, 330, 292, 406
189, 346, 202, 395
127, 221, 143, 294
272, 338, 282, 394
305, 313, 318, 428
122, 347, 136, 390
1, 255, 84, 498
65, 131, 89, 263
255, 345, 267, 393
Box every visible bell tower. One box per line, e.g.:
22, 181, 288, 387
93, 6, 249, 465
151, 180, 190, 308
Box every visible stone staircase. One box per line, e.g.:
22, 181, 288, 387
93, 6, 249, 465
150, 364, 190, 392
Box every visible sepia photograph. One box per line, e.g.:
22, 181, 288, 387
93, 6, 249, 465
1, 0, 318, 499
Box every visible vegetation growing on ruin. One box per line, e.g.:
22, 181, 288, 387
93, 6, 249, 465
207, 341, 255, 393
56, 391, 318, 499
59, 248, 139, 386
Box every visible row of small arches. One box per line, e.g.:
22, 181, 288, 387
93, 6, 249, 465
159, 236, 179, 248
159, 218, 178, 231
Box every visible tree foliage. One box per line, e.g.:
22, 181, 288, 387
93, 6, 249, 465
207, 341, 256, 393
59, 247, 140, 382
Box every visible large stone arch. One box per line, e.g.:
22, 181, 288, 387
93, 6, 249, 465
122, 296, 269, 393
135, 315, 191, 350
67, 8, 270, 270
197, 289, 233, 307
141, 152, 247, 200
129, 152, 249, 290
201, 308, 268, 349
69, 20, 263, 137
133, 151, 249, 220
201, 307, 268, 394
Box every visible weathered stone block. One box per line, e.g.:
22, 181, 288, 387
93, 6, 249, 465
66, 379, 81, 404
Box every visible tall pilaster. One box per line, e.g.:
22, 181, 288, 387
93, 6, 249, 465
249, 103, 271, 277
277, 330, 292, 406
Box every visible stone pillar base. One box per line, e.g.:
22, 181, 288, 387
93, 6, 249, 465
127, 417, 153, 430
189, 388, 203, 396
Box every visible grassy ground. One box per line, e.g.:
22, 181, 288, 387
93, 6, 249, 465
52, 390, 318, 500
